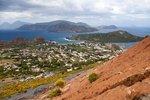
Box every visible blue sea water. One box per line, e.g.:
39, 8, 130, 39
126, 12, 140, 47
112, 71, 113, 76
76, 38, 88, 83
0, 27, 149, 48
0, 30, 81, 44
114, 42, 138, 49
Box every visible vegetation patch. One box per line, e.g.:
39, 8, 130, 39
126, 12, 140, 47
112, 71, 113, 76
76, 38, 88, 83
55, 78, 65, 88
47, 89, 62, 98
0, 74, 67, 99
88, 73, 98, 83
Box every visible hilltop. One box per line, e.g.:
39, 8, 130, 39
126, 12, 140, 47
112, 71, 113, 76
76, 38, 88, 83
41, 36, 150, 100
18, 20, 98, 33
69, 30, 143, 43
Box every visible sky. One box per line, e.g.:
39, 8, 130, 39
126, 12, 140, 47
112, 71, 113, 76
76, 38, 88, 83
0, 0, 150, 27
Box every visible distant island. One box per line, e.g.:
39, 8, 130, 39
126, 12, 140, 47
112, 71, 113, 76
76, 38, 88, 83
68, 30, 144, 43
96, 25, 118, 30
0, 21, 30, 30
18, 20, 98, 33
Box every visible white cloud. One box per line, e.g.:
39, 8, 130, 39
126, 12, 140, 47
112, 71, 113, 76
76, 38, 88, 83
0, 12, 33, 19
0, 0, 150, 26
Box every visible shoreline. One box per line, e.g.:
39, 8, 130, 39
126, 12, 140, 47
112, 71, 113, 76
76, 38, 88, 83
63, 37, 139, 49
64, 37, 74, 41
63, 37, 85, 44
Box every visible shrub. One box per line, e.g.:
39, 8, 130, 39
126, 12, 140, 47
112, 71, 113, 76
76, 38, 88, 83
55, 78, 65, 88
88, 73, 98, 83
48, 89, 61, 98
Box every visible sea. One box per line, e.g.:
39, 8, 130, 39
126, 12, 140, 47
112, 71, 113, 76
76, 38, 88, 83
0, 27, 149, 49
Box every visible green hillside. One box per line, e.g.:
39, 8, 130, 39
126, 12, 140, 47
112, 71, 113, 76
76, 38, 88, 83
69, 30, 144, 43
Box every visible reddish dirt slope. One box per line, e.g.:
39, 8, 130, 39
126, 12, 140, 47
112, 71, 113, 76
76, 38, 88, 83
52, 37, 150, 100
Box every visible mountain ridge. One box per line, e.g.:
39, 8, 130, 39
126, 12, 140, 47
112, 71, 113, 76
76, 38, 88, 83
18, 20, 98, 33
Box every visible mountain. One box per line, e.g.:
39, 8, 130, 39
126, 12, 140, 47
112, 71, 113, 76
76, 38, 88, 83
18, 20, 98, 33
0, 21, 29, 30
51, 36, 150, 100
69, 30, 144, 42
76, 22, 91, 28
0, 22, 10, 29
97, 25, 118, 30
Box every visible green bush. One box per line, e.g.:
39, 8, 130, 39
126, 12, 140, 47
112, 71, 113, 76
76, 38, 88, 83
55, 78, 65, 88
88, 73, 98, 83
48, 89, 61, 98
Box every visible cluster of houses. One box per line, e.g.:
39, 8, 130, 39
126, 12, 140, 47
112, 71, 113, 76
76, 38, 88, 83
0, 41, 125, 81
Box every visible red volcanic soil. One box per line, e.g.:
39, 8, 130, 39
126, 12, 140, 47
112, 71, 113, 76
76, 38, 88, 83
39, 37, 150, 100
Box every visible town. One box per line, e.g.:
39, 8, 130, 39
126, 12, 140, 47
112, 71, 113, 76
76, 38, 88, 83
0, 38, 125, 82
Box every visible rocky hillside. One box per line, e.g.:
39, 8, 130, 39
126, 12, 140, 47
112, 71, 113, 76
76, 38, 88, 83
48, 36, 150, 100
69, 30, 143, 43
18, 20, 98, 33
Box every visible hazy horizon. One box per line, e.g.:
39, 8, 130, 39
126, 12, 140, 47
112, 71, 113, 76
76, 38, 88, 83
0, 0, 150, 27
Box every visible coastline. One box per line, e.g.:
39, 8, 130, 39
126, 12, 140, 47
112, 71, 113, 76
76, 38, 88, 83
63, 37, 84, 44
64, 37, 74, 41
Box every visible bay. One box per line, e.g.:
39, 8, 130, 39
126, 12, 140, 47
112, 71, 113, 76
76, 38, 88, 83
0, 30, 81, 44
0, 27, 149, 48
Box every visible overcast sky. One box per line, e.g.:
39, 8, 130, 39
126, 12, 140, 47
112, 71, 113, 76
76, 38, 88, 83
0, 0, 150, 27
